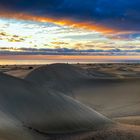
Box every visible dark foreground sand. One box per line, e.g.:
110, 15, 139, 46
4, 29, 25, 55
0, 63, 140, 140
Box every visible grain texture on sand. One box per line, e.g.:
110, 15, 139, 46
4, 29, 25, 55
0, 72, 111, 137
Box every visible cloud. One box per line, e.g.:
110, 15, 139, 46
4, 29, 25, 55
0, 15, 140, 54
0, 11, 114, 33
0, 47, 140, 56
0, 31, 25, 42
51, 41, 69, 45
0, 0, 140, 33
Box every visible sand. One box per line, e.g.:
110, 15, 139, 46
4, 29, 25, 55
0, 63, 140, 140
25, 64, 140, 118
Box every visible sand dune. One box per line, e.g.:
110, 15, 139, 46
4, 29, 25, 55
0, 71, 111, 139
25, 64, 90, 95
0, 63, 139, 139
25, 64, 140, 118
0, 111, 34, 140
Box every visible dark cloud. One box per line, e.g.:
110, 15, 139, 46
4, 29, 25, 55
0, 47, 140, 55
0, 0, 140, 31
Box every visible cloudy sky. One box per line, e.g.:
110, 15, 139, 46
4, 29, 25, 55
0, 0, 140, 56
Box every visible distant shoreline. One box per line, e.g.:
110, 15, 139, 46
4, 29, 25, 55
0, 55, 140, 65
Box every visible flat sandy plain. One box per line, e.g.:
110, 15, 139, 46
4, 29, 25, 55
0, 63, 140, 140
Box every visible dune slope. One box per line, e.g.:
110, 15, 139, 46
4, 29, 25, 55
25, 64, 140, 118
0, 110, 35, 140
25, 64, 90, 94
0, 72, 111, 136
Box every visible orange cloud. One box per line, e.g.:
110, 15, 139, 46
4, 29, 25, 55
0, 10, 116, 34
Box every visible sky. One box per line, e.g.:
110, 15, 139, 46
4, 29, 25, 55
0, 0, 140, 56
